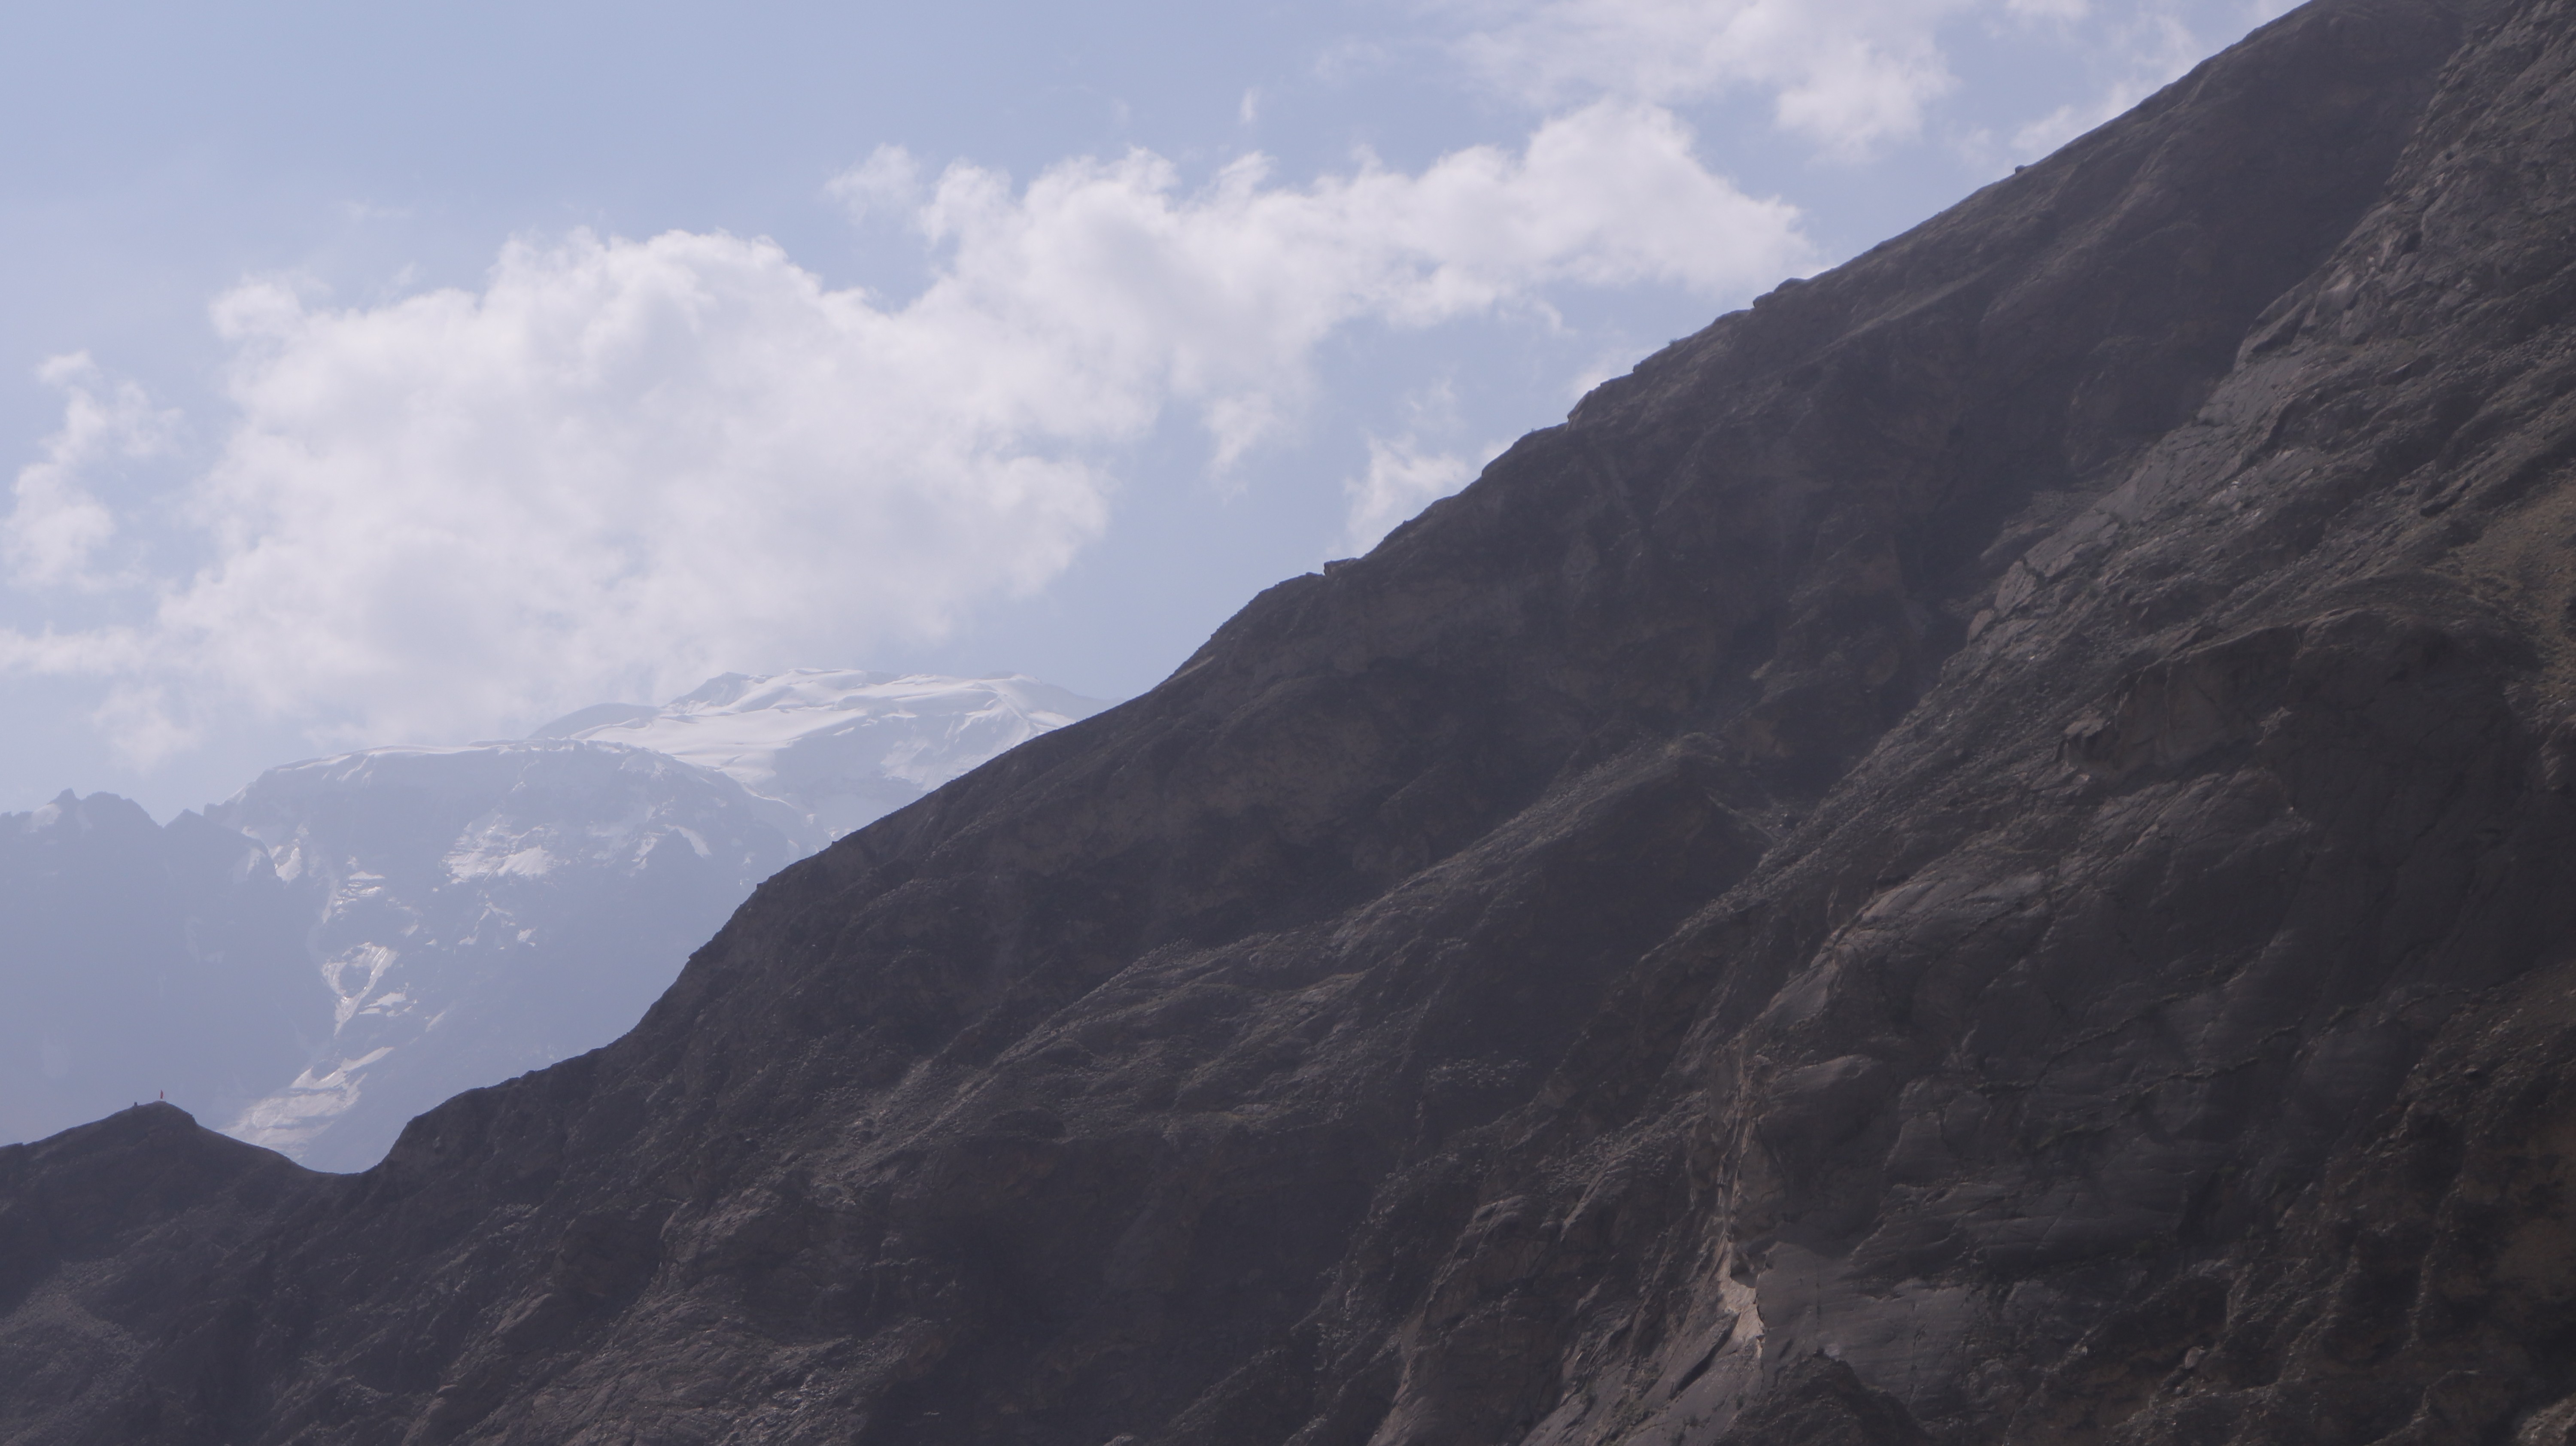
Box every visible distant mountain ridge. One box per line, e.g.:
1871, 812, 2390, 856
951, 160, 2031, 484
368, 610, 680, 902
202, 738, 807, 1170
0, 671, 1106, 1170
532, 670, 1106, 842
0, 791, 313, 1149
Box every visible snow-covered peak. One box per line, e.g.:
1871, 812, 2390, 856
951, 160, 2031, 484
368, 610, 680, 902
196, 736, 817, 1169
211, 737, 815, 884
1, 668, 1105, 1173
530, 670, 1110, 840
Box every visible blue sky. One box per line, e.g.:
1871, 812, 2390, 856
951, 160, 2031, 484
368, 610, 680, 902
0, 0, 2293, 817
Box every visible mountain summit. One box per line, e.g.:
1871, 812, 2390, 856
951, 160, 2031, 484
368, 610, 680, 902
8, 2, 2576, 1442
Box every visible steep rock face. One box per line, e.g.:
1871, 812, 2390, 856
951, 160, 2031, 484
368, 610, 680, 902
7, 1, 2576, 1443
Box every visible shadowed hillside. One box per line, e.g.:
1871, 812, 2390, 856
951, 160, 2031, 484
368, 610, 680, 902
10, 1, 2576, 1441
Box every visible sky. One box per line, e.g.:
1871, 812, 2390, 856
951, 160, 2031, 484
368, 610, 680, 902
0, 0, 2297, 820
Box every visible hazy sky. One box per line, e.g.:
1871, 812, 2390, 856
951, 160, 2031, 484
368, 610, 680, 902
0, 0, 2295, 817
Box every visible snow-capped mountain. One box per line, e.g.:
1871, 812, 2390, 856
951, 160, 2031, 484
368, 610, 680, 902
207, 739, 809, 1170
0, 671, 1107, 1171
533, 670, 1107, 841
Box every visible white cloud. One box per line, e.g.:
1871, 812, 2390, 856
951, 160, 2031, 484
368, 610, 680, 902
1451, 0, 1976, 156
902, 101, 1809, 465
4, 105, 1812, 759
1341, 434, 1499, 556
3, 355, 174, 591
1443, 0, 2263, 160
1335, 377, 1509, 553
2004, 9, 2202, 157
823, 145, 923, 223
146, 228, 1118, 748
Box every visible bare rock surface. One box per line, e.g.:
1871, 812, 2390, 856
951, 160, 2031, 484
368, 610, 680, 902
9, 0, 2576, 1441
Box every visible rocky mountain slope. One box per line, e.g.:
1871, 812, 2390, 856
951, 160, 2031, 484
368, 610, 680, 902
8, 0, 2576, 1441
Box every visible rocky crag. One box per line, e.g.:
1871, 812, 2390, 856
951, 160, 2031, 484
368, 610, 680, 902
9, 0, 2576, 1440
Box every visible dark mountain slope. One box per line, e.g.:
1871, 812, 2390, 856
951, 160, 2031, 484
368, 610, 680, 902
7, 0, 2576, 1441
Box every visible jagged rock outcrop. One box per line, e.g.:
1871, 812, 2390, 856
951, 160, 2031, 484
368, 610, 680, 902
7, 0, 2576, 1441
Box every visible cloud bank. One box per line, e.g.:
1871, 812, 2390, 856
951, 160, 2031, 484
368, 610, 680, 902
2, 104, 1812, 760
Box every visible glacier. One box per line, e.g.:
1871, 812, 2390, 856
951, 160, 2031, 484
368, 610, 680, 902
533, 669, 1106, 841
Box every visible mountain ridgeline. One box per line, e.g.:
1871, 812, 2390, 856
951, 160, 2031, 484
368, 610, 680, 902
0, 673, 1100, 1172
8, 1, 2576, 1441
